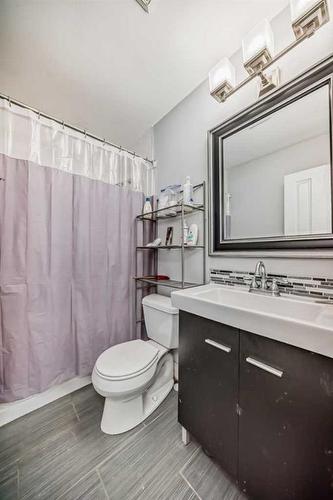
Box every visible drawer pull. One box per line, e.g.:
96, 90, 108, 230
246, 357, 283, 378
205, 338, 231, 353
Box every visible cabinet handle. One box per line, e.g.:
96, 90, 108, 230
205, 338, 231, 353
246, 357, 283, 378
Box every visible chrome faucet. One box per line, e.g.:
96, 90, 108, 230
254, 261, 267, 289
249, 261, 285, 297
248, 260, 267, 292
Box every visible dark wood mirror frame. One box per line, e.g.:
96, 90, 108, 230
209, 54, 333, 253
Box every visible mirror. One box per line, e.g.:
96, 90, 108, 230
223, 85, 331, 240
210, 56, 333, 252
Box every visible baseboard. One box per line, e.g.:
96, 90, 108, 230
0, 376, 91, 427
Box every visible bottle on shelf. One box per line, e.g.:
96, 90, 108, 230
183, 220, 189, 246
143, 196, 153, 219
183, 176, 193, 205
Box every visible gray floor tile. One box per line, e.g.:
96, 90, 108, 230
1, 384, 242, 500
141, 473, 198, 500
71, 384, 104, 421
0, 463, 18, 500
58, 470, 108, 500
0, 394, 78, 468
181, 448, 246, 500
98, 394, 198, 500
18, 402, 145, 499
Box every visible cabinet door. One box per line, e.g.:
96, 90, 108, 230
178, 311, 239, 478
239, 330, 333, 500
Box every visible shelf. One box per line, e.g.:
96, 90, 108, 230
137, 203, 204, 221
136, 245, 204, 250
135, 277, 203, 289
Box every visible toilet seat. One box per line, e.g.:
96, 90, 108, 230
95, 339, 159, 381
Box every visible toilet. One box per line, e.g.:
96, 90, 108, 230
92, 294, 179, 435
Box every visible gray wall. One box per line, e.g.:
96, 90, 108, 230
154, 4, 333, 281
227, 134, 329, 239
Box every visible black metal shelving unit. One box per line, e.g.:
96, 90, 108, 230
134, 182, 206, 327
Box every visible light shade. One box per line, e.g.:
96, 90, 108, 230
290, 0, 323, 21
242, 19, 274, 65
209, 57, 236, 94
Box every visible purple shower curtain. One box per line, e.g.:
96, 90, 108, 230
0, 154, 143, 402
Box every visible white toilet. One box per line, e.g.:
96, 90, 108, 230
92, 294, 179, 435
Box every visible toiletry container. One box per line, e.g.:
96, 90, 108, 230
183, 220, 189, 245
143, 197, 153, 218
183, 176, 193, 205
187, 224, 198, 246
159, 185, 181, 216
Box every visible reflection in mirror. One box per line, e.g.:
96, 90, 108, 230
222, 84, 331, 240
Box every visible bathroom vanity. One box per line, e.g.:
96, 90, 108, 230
172, 284, 333, 500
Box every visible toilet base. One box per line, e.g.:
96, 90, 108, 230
100, 353, 174, 435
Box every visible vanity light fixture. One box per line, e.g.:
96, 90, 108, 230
209, 57, 236, 102
209, 0, 330, 103
135, 0, 152, 13
242, 19, 274, 75
242, 19, 280, 97
290, 0, 330, 38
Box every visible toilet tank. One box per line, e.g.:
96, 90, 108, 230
142, 294, 179, 349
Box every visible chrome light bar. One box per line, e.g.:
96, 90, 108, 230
209, 0, 330, 103
135, 0, 152, 13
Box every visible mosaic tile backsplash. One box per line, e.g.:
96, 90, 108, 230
210, 269, 333, 302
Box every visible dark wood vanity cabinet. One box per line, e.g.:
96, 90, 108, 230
178, 311, 239, 478
178, 312, 333, 500
239, 330, 333, 500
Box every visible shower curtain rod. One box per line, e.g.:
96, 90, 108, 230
0, 92, 155, 165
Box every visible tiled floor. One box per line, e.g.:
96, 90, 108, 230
0, 385, 245, 500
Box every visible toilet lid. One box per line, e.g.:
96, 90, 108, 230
95, 340, 159, 380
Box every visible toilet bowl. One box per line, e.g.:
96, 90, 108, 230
92, 294, 179, 435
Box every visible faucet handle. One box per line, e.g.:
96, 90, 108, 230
271, 277, 290, 285
269, 277, 291, 295
245, 275, 258, 289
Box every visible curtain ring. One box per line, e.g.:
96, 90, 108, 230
84, 130, 87, 138
37, 111, 41, 120
62, 120, 65, 129
8, 97, 11, 107
102, 138, 105, 147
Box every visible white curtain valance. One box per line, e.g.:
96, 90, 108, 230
0, 98, 155, 196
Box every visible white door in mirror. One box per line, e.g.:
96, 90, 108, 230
284, 164, 331, 235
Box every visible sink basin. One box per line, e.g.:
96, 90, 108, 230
171, 284, 333, 358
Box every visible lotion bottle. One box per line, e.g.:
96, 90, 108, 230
143, 197, 153, 219
183, 220, 189, 246
183, 176, 193, 205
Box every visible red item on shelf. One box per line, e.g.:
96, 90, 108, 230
143, 275, 170, 281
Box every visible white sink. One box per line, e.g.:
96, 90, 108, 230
171, 284, 333, 358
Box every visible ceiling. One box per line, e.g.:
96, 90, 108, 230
0, 0, 289, 156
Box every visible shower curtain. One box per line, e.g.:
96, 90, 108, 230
0, 99, 155, 402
